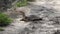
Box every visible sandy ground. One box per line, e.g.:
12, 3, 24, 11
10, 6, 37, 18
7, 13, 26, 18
0, 0, 60, 34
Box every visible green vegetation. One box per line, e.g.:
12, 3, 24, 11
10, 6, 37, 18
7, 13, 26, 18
16, 0, 27, 7
0, 13, 13, 27
27, 0, 35, 2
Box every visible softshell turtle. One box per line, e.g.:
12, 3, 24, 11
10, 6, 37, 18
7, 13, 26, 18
20, 15, 43, 22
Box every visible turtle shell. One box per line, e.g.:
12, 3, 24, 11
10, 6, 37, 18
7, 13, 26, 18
21, 15, 43, 22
